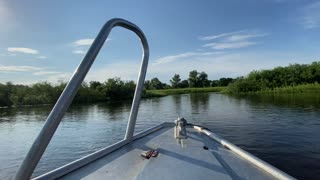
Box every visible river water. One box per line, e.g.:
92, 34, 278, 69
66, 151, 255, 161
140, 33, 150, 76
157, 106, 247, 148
0, 93, 319, 179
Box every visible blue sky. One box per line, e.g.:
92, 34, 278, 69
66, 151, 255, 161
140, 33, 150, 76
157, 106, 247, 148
0, 0, 320, 84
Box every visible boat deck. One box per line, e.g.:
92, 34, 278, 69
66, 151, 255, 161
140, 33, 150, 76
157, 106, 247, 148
56, 126, 274, 180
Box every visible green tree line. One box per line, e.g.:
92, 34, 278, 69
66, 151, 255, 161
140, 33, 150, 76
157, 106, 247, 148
228, 61, 320, 93
3, 61, 319, 107
0, 78, 137, 107
0, 70, 234, 107
145, 70, 234, 90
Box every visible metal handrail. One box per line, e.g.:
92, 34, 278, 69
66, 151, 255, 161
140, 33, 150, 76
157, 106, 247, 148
14, 18, 149, 180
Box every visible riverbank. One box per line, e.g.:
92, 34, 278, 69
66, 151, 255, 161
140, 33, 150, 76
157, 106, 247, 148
226, 62, 320, 94
145, 87, 226, 97
145, 83, 320, 98
2, 83, 319, 108
257, 83, 320, 94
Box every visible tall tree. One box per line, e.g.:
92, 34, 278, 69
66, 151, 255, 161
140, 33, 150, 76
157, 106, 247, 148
180, 80, 189, 88
219, 77, 234, 86
170, 74, 181, 88
144, 80, 151, 90
188, 70, 199, 87
150, 77, 163, 89
198, 71, 210, 87
0, 82, 13, 106
211, 80, 219, 87
90, 81, 102, 89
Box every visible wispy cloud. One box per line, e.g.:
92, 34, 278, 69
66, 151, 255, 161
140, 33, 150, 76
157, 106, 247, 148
33, 71, 59, 75
302, 2, 320, 29
72, 38, 110, 55
199, 30, 246, 41
153, 30, 266, 65
203, 41, 257, 50
154, 51, 224, 64
72, 50, 86, 54
37, 56, 47, 59
73, 39, 94, 46
0, 65, 42, 72
73, 38, 110, 46
7, 47, 39, 54
200, 31, 266, 50
0, 64, 70, 83
226, 33, 266, 42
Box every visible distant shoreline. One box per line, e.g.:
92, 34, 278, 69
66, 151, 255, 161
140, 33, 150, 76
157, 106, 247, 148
146, 83, 320, 97
145, 87, 226, 97
1, 85, 319, 108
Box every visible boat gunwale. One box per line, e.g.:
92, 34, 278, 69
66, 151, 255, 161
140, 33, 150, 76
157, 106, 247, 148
192, 125, 295, 180
33, 122, 174, 180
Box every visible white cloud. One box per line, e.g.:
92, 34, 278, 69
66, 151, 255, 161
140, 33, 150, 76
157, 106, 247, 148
72, 50, 86, 54
37, 56, 47, 59
73, 38, 110, 46
226, 33, 266, 42
72, 38, 111, 54
199, 30, 246, 41
33, 71, 59, 75
302, 2, 320, 29
154, 51, 224, 64
150, 30, 266, 72
0, 65, 42, 72
200, 31, 266, 50
203, 41, 256, 50
73, 39, 94, 46
7, 47, 39, 54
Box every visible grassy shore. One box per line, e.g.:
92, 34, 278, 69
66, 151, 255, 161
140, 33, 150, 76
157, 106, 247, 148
145, 83, 320, 98
146, 87, 226, 97
257, 83, 320, 94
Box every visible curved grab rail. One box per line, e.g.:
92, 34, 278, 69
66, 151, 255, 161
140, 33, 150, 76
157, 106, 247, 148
14, 18, 149, 180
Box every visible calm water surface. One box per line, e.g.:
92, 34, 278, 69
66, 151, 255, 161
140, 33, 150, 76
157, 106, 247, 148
0, 93, 320, 179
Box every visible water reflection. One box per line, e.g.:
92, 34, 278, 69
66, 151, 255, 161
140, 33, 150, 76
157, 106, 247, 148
96, 101, 131, 121
0, 105, 52, 124
230, 93, 320, 111
0, 93, 319, 179
190, 93, 209, 113
172, 95, 182, 116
